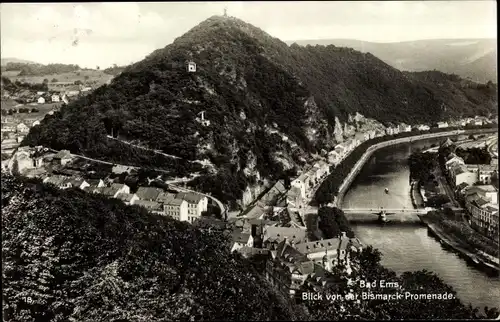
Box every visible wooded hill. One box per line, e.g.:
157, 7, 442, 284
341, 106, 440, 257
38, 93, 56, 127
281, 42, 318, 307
22, 15, 498, 205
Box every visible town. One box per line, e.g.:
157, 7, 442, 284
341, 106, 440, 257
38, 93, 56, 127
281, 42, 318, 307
3, 109, 498, 298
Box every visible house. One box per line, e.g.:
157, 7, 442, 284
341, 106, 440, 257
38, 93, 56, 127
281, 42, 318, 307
292, 233, 358, 271
136, 187, 163, 201
230, 230, 254, 253
237, 247, 270, 259
477, 165, 498, 185
61, 95, 69, 105
441, 138, 454, 149
66, 90, 80, 97
291, 172, 310, 199
95, 186, 124, 198
67, 178, 90, 190
265, 239, 333, 297
37, 97, 45, 104
43, 175, 72, 189
51, 94, 60, 102
402, 124, 412, 132
286, 187, 303, 209
110, 183, 130, 195
156, 192, 177, 204
334, 144, 346, 158
116, 193, 139, 205
164, 198, 188, 221
134, 200, 164, 215
262, 226, 307, 249
313, 160, 330, 179
445, 155, 465, 170
16, 123, 29, 134
176, 192, 208, 222
437, 121, 449, 128
328, 150, 341, 165
86, 179, 106, 189
53, 150, 74, 166
464, 185, 498, 205
354, 133, 366, 144
455, 182, 470, 199
32, 120, 41, 127
417, 124, 430, 131
386, 127, 394, 136
187, 61, 196, 72
244, 203, 268, 220
260, 180, 287, 206
111, 164, 134, 174
449, 164, 477, 187
465, 192, 499, 239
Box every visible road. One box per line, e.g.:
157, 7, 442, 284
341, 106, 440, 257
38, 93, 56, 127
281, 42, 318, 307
107, 135, 182, 160
487, 137, 498, 158
106, 135, 210, 167
435, 165, 460, 208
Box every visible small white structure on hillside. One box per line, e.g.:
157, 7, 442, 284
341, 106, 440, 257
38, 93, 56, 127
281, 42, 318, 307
196, 111, 210, 127
37, 97, 45, 104
51, 94, 60, 102
187, 61, 196, 72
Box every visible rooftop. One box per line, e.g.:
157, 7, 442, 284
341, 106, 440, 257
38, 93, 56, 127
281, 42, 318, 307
134, 200, 163, 211
176, 191, 205, 204
263, 226, 307, 244
136, 186, 163, 200
166, 198, 186, 206
293, 238, 341, 254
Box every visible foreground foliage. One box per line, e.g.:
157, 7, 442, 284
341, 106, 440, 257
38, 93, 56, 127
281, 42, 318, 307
2, 175, 302, 321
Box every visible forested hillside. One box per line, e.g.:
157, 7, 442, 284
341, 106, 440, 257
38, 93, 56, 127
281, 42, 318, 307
22, 15, 498, 205
2, 175, 304, 321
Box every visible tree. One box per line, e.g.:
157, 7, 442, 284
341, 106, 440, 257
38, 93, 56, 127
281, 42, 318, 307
84, 75, 90, 80
51, 78, 58, 83
43, 78, 49, 84
12, 159, 20, 176
74, 80, 83, 85
96, 66, 100, 70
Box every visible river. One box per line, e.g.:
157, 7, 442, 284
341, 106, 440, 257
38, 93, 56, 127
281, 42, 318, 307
341, 136, 500, 310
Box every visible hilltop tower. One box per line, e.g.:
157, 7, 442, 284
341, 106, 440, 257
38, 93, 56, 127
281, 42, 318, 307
224, 7, 227, 17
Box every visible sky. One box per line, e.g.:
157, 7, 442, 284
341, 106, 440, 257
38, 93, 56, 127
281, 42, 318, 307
1, 1, 496, 69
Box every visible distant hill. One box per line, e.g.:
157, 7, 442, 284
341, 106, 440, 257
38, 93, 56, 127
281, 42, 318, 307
0, 57, 38, 66
23, 16, 497, 205
286, 38, 497, 83
2, 175, 303, 321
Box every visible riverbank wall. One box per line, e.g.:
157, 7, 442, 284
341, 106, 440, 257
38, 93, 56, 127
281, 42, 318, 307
418, 214, 499, 276
334, 128, 498, 207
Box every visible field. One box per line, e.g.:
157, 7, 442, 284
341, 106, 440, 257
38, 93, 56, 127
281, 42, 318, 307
5, 69, 114, 87
1, 101, 60, 122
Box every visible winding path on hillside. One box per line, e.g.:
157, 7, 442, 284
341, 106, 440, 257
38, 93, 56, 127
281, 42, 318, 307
106, 135, 210, 166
